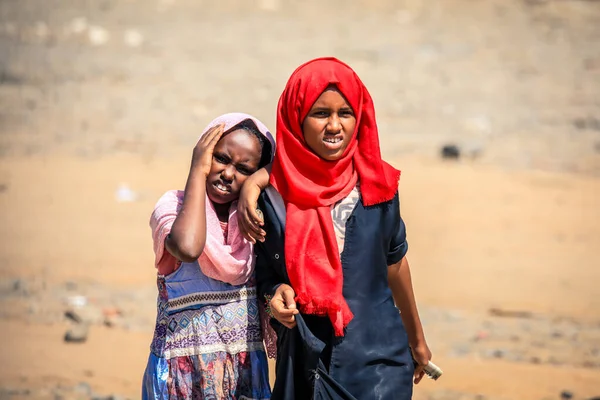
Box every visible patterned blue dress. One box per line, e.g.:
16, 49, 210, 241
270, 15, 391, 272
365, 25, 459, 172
142, 261, 271, 399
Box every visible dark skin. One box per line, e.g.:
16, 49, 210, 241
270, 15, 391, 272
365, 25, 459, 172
238, 88, 433, 384
206, 129, 263, 221
165, 125, 262, 266
302, 88, 356, 161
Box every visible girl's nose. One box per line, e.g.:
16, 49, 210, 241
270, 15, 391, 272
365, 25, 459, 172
327, 114, 342, 133
221, 165, 235, 181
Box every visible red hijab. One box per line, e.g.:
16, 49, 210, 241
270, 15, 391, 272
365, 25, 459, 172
270, 57, 400, 336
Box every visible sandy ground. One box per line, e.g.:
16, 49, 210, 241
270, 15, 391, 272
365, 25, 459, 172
1, 154, 599, 399
1, 0, 600, 399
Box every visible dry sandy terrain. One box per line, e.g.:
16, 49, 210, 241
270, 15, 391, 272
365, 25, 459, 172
1, 0, 599, 399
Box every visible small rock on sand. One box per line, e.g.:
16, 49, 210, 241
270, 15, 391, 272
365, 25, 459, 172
64, 324, 89, 343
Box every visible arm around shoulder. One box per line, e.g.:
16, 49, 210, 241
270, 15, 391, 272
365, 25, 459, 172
238, 166, 272, 243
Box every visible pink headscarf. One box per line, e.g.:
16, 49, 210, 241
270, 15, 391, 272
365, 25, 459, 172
150, 113, 275, 284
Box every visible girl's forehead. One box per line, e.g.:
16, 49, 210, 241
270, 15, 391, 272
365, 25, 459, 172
216, 129, 260, 152
301, 83, 356, 113
313, 87, 350, 104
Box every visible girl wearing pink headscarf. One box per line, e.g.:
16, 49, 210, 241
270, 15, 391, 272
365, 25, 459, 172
142, 113, 274, 399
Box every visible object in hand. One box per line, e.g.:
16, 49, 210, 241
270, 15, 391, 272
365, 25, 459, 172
413, 355, 443, 381
422, 361, 443, 380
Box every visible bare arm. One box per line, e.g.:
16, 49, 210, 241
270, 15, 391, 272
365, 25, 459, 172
388, 256, 432, 383
165, 166, 209, 262
165, 124, 224, 262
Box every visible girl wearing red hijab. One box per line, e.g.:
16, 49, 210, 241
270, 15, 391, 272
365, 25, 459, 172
240, 58, 432, 399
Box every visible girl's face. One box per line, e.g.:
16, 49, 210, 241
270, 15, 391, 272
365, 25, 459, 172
206, 129, 262, 205
302, 88, 356, 161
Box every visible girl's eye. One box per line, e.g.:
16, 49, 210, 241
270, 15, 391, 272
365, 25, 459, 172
313, 111, 328, 117
236, 166, 253, 176
214, 154, 229, 164
340, 110, 354, 118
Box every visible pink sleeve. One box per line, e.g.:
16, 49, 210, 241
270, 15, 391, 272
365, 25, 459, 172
149, 190, 184, 275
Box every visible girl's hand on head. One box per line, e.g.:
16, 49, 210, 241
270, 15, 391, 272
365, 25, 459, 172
192, 123, 225, 176
238, 177, 266, 243
411, 342, 433, 384
270, 284, 298, 329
